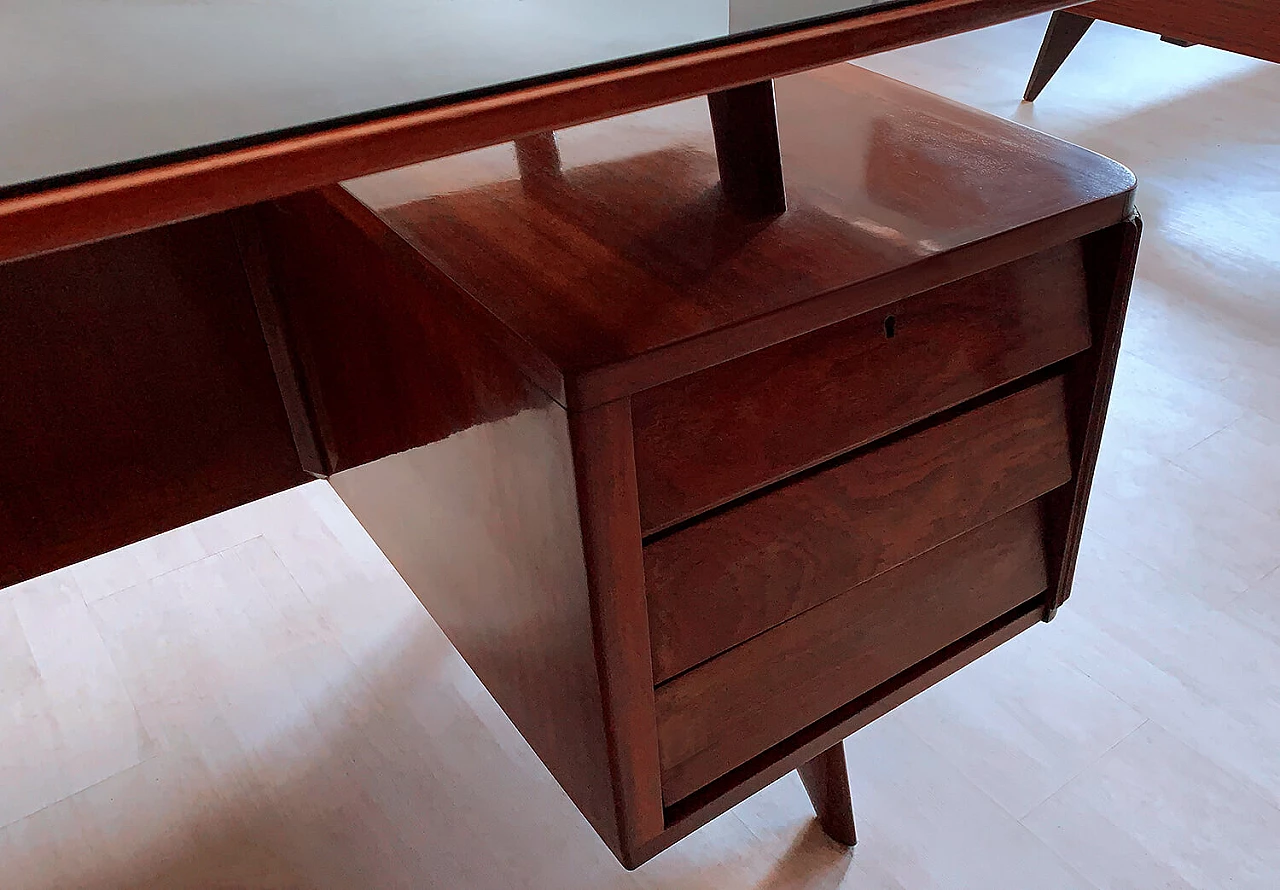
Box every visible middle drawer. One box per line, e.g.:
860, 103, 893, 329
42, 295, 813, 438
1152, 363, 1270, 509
644, 375, 1072, 683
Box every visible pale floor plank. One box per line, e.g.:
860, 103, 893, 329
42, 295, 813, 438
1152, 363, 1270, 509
893, 632, 1146, 819
1174, 412, 1280, 520
4, 13, 1280, 888
1025, 722, 1280, 890
0, 572, 157, 830
1037, 534, 1280, 813
739, 722, 1098, 890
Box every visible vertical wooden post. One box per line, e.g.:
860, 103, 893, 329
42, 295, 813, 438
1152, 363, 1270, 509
707, 80, 786, 216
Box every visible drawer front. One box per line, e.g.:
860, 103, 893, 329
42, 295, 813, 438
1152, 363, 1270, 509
646, 376, 1071, 683
632, 241, 1090, 534
655, 501, 1050, 803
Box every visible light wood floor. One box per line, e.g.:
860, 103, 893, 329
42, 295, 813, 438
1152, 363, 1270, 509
4, 15, 1280, 888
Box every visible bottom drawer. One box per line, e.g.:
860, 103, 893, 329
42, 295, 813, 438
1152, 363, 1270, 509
655, 500, 1050, 804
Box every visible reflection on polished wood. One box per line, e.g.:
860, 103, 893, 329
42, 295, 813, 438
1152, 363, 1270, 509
241, 63, 1139, 865
346, 64, 1133, 408
0, 59, 1138, 870
8, 20, 1280, 885
632, 242, 1092, 533
0, 0, 1065, 266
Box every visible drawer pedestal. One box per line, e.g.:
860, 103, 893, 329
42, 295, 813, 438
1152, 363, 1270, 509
244, 64, 1140, 867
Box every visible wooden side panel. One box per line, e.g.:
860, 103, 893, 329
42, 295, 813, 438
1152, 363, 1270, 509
1043, 215, 1141, 616
252, 190, 537, 472
255, 189, 634, 860
1079, 0, 1280, 63
0, 215, 306, 587
645, 376, 1072, 683
632, 242, 1091, 534
655, 501, 1050, 804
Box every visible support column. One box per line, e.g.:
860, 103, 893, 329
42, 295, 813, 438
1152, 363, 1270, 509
707, 80, 786, 216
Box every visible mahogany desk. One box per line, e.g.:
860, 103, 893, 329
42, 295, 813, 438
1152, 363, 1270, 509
0, 0, 1130, 870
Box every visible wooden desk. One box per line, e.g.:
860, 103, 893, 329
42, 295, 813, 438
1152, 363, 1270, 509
1, 0, 1126, 870
1025, 1, 1280, 101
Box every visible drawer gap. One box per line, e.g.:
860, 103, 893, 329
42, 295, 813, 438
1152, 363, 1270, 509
661, 595, 1048, 818
642, 357, 1075, 547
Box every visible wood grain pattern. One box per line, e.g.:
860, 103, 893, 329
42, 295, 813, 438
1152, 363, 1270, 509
347, 63, 1132, 410
209, 61, 1136, 866
0, 216, 306, 587
655, 501, 1050, 803
0, 0, 1065, 265
645, 598, 1044, 859
797, 743, 858, 846
645, 376, 1072, 682
633, 244, 1090, 534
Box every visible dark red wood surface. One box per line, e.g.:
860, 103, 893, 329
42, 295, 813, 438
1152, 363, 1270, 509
655, 501, 1050, 803
345, 63, 1134, 407
252, 183, 669, 865
0, 216, 307, 587
249, 63, 1139, 863
0, 0, 1066, 266
1024, 11, 1098, 102
1042, 216, 1142, 617
251, 189, 540, 474
646, 599, 1043, 859
645, 376, 1073, 683
568, 400, 667, 862
632, 244, 1090, 534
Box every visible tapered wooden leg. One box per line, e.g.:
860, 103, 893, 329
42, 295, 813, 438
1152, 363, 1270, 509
707, 80, 786, 216
797, 742, 857, 846
1024, 11, 1095, 102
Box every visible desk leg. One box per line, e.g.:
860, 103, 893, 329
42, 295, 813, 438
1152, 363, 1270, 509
1024, 11, 1095, 102
708, 80, 786, 216
797, 742, 857, 846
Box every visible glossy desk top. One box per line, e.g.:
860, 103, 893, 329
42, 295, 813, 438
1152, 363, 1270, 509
1, 0, 916, 197
345, 64, 1136, 404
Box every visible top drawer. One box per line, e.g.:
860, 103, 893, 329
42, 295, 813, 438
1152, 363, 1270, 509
632, 241, 1091, 534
